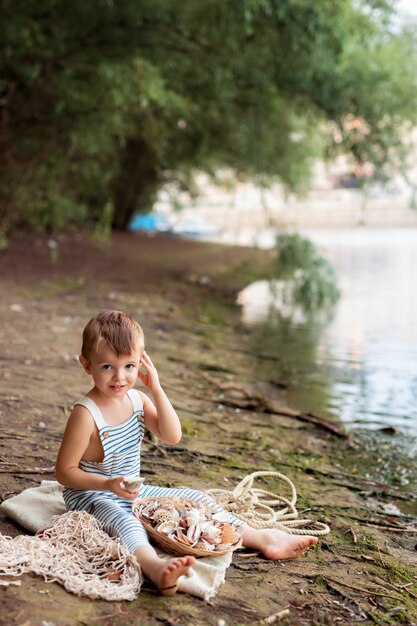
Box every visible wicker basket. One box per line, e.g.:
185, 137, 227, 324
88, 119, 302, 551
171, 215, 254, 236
132, 496, 242, 558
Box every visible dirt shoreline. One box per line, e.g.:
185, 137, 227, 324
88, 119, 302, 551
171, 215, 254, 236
0, 233, 416, 626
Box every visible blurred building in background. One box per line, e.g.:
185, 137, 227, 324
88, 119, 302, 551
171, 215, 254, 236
155, 139, 417, 235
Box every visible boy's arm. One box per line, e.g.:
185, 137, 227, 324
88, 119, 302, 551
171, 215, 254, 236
142, 390, 182, 444
139, 351, 182, 444
56, 405, 137, 499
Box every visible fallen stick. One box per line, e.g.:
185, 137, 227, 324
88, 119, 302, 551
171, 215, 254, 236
263, 608, 290, 624
0, 466, 55, 474
0, 580, 21, 587
277, 410, 347, 438
377, 545, 385, 567
360, 522, 417, 533
200, 370, 347, 437
373, 576, 417, 600
324, 576, 401, 599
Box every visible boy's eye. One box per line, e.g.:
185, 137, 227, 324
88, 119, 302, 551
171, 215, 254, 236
125, 364, 135, 370
102, 364, 112, 370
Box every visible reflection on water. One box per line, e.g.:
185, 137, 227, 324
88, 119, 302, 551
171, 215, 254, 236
238, 227, 417, 488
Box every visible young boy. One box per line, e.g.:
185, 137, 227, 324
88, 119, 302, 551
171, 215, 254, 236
56, 310, 317, 595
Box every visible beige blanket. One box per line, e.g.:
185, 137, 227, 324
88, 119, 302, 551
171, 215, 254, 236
0, 481, 232, 601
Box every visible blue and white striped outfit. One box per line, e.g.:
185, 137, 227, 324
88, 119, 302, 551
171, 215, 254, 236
63, 389, 243, 553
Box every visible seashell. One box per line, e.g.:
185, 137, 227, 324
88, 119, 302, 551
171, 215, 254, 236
184, 508, 205, 526
157, 520, 178, 534
153, 508, 180, 525
141, 499, 159, 513
186, 524, 202, 545
221, 523, 236, 544
195, 538, 216, 551
212, 511, 232, 524
140, 504, 157, 519
215, 542, 232, 551
135, 501, 151, 517
122, 475, 144, 493
175, 527, 194, 545
201, 523, 222, 544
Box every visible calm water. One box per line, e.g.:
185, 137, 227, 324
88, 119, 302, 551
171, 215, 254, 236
237, 227, 417, 489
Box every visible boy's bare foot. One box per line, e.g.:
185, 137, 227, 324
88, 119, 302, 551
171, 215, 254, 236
242, 526, 318, 560
260, 529, 318, 560
158, 555, 195, 596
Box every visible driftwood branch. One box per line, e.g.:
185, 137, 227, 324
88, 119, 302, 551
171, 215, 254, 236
360, 522, 417, 534
323, 576, 401, 599
373, 576, 417, 601
0, 466, 55, 474
263, 608, 290, 624
199, 371, 347, 438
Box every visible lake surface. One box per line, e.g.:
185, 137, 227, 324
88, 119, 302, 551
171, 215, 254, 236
236, 227, 417, 489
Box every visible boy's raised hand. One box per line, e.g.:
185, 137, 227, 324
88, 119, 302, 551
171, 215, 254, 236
106, 476, 138, 500
138, 350, 161, 394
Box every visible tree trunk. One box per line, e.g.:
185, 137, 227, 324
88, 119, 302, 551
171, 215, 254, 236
112, 138, 159, 231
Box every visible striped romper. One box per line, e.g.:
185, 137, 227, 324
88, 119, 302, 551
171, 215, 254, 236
63, 389, 243, 553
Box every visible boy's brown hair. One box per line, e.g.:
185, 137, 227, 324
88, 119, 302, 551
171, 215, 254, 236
81, 310, 144, 359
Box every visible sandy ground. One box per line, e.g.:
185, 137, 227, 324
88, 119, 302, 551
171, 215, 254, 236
0, 232, 417, 626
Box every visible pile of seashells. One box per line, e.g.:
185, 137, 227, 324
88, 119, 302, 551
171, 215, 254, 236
133, 497, 243, 553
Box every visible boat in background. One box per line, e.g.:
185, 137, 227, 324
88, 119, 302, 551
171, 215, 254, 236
129, 212, 219, 240
129, 213, 172, 233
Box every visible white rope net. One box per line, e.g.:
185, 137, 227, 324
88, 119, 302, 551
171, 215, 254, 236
0, 511, 142, 601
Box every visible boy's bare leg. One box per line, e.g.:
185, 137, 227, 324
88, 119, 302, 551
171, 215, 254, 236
242, 525, 318, 559
134, 546, 195, 595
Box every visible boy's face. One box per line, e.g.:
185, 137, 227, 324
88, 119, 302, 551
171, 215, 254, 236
80, 343, 142, 398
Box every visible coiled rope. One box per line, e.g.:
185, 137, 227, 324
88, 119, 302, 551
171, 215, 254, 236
206, 470, 330, 536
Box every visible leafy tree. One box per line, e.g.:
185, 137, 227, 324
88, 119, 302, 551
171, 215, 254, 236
273, 232, 340, 310
0, 0, 416, 235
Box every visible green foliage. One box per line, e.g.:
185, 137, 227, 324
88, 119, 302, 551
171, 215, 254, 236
0, 0, 416, 234
0, 231, 7, 250
93, 202, 114, 242
274, 233, 340, 310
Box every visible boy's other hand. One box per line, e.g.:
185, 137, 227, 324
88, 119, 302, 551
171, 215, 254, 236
106, 476, 139, 500
138, 350, 161, 394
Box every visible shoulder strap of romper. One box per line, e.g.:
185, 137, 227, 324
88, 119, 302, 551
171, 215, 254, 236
74, 396, 108, 430
127, 388, 144, 413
